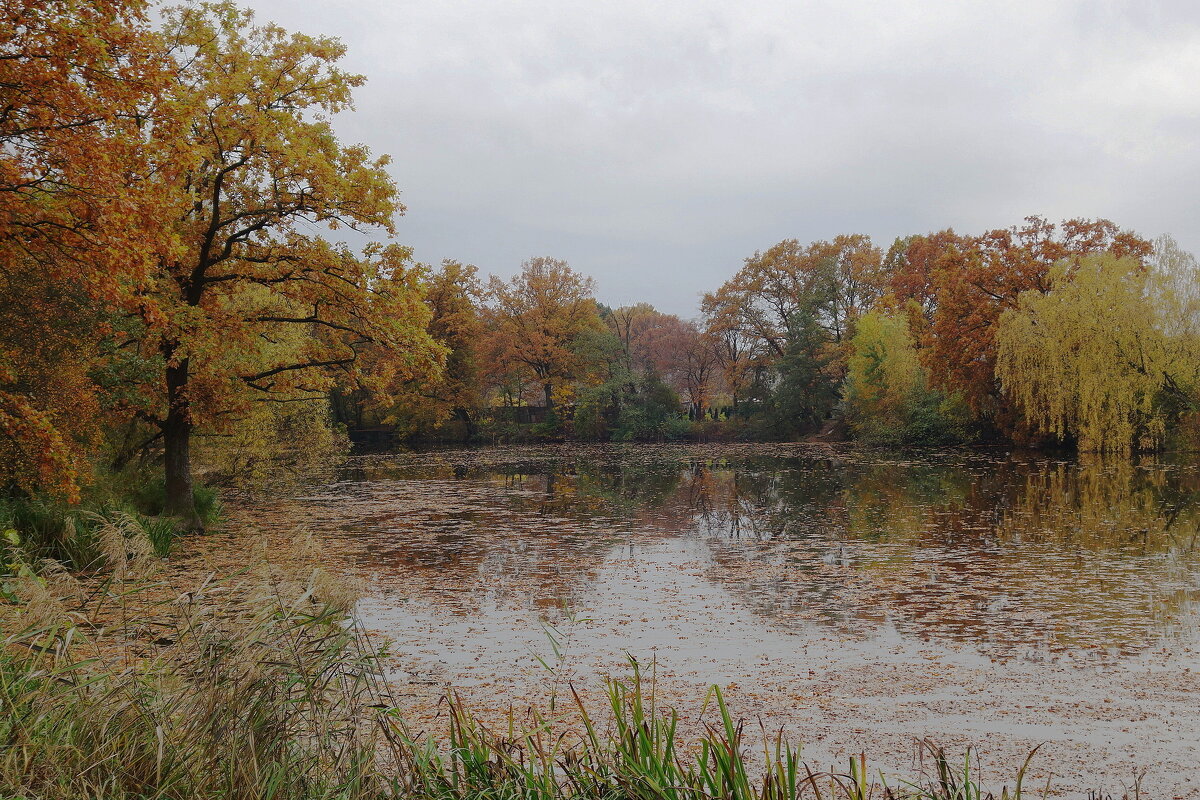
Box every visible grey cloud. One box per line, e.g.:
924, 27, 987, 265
243, 0, 1200, 316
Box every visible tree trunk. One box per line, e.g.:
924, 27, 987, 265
453, 406, 478, 440
543, 383, 554, 410
162, 355, 203, 531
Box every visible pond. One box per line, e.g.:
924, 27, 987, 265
222, 443, 1200, 796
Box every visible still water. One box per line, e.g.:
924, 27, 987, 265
302, 443, 1200, 659
228, 443, 1200, 795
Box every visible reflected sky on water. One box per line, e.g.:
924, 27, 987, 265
245, 444, 1200, 664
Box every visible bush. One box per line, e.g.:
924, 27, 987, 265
0, 497, 101, 570
529, 406, 565, 439
572, 390, 612, 440
126, 478, 223, 526
612, 374, 689, 442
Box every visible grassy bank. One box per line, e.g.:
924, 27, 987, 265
0, 473, 221, 569
0, 519, 1120, 800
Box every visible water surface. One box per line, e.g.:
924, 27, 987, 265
227, 443, 1200, 795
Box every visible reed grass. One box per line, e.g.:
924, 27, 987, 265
390, 664, 1048, 800
0, 475, 222, 570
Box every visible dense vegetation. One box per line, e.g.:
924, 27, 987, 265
5, 0, 1200, 541
356, 224, 1200, 455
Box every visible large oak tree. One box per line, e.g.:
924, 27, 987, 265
0, 0, 164, 498
137, 3, 439, 526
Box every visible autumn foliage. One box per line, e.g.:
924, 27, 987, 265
2, 0, 1198, 523
483, 257, 603, 411
0, 0, 167, 499
889, 217, 1153, 424
695, 217, 1191, 449
996, 244, 1200, 452
1, 1, 440, 518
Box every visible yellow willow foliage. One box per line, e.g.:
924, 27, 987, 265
844, 308, 972, 445
997, 454, 1195, 552
996, 252, 1200, 452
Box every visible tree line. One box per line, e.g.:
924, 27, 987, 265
387, 219, 1196, 458
4, 1, 1200, 529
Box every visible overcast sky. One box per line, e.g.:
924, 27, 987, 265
241, 0, 1199, 317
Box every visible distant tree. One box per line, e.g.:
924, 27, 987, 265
484, 257, 603, 410
423, 260, 485, 430
883, 230, 968, 336
820, 233, 886, 343
684, 327, 720, 419
604, 305, 709, 408
607, 302, 658, 372
768, 302, 840, 436
701, 283, 769, 414
702, 234, 885, 360
354, 259, 481, 436
702, 239, 819, 359
650, 319, 718, 419
569, 330, 629, 440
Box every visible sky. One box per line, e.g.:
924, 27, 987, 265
239, 0, 1200, 317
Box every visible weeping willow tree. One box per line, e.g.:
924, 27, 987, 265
996, 246, 1200, 452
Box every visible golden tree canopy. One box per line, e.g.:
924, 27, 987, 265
484, 257, 601, 407
996, 251, 1200, 452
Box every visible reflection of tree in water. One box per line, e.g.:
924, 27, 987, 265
297, 451, 707, 617
684, 459, 847, 542
255, 471, 622, 617
265, 445, 1200, 658
691, 452, 1200, 659
570, 458, 684, 512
